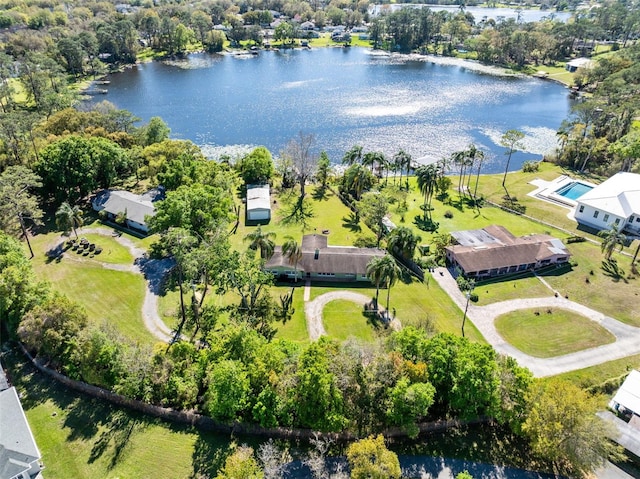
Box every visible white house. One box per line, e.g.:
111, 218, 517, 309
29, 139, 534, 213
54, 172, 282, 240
565, 57, 593, 72
0, 363, 43, 479
573, 172, 640, 235
609, 369, 640, 421
246, 184, 271, 223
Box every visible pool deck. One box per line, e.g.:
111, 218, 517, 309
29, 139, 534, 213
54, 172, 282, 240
528, 175, 596, 212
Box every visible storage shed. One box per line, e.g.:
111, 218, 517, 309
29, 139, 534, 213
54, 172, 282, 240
246, 184, 271, 223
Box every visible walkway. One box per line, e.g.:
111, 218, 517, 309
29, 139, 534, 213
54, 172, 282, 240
304, 290, 400, 341
432, 267, 640, 377
57, 228, 175, 343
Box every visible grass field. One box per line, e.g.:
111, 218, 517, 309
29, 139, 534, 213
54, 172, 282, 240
28, 227, 156, 346
495, 308, 616, 358
322, 299, 380, 342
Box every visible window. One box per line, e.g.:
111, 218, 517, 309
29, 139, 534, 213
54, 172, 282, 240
579, 205, 585, 213
603, 214, 609, 222
637, 217, 640, 223
615, 218, 620, 225
593, 210, 599, 219
631, 216, 635, 223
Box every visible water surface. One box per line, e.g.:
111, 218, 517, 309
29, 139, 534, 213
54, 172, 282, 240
100, 48, 572, 173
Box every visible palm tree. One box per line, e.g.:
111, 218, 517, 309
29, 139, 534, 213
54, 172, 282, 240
366, 255, 386, 310
282, 236, 302, 282
380, 254, 401, 319
499, 129, 525, 203
387, 226, 421, 262
471, 147, 485, 206
598, 224, 627, 260
416, 164, 439, 222
342, 145, 363, 165
56, 202, 84, 239
244, 225, 276, 260
363, 151, 385, 176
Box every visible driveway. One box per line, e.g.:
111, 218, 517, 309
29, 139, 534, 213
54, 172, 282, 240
432, 267, 640, 377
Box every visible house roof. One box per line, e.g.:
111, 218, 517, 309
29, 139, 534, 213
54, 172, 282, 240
92, 188, 164, 226
567, 57, 593, 68
577, 172, 640, 218
246, 185, 271, 212
0, 387, 41, 478
446, 226, 570, 273
265, 234, 385, 275
612, 370, 640, 416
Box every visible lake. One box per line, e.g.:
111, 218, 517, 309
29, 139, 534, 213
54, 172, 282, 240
98, 47, 573, 173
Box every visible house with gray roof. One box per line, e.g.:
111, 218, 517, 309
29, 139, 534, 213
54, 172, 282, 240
92, 188, 164, 234
265, 234, 385, 281
445, 225, 571, 280
0, 362, 43, 479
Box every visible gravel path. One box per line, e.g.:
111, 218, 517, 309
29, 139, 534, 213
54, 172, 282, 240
304, 291, 400, 341
432, 267, 640, 377
56, 228, 174, 343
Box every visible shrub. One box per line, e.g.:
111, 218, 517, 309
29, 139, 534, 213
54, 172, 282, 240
444, 210, 454, 219
566, 235, 586, 243
522, 161, 540, 173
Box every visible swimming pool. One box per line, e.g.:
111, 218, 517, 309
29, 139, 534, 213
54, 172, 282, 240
554, 181, 593, 200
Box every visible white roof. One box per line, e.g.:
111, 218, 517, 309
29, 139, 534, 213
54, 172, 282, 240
577, 172, 640, 218
246, 185, 271, 211
92, 190, 156, 226
567, 57, 593, 68
611, 370, 640, 415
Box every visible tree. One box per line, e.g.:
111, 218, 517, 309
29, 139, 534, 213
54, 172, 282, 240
205, 360, 251, 421
358, 191, 389, 247
393, 150, 412, 189
387, 226, 421, 262
0, 166, 43, 258
342, 145, 363, 166
522, 380, 622, 477
416, 164, 439, 222
148, 183, 233, 238
282, 236, 302, 282
140, 116, 170, 146
239, 147, 274, 185
366, 256, 386, 310
18, 292, 88, 371
215, 445, 264, 479
346, 435, 401, 479
283, 132, 317, 199
315, 151, 331, 188
598, 224, 627, 260
55, 202, 84, 239
499, 129, 525, 203
386, 378, 436, 437
274, 21, 296, 46
0, 231, 47, 336
380, 254, 401, 317
244, 225, 276, 260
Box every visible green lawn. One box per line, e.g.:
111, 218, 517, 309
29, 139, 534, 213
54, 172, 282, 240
28, 225, 155, 345
3, 349, 234, 479
322, 300, 379, 342
230, 185, 368, 252
272, 284, 309, 343
474, 272, 552, 305
495, 308, 615, 358
552, 353, 640, 390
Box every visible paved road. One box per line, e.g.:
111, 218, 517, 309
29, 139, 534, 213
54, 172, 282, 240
432, 267, 640, 377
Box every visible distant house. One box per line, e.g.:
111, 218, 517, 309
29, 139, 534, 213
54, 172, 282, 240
246, 184, 271, 223
0, 362, 43, 479
265, 234, 385, 281
565, 57, 593, 72
573, 172, 640, 235
445, 225, 571, 279
609, 370, 640, 424
92, 188, 164, 234
299, 21, 315, 30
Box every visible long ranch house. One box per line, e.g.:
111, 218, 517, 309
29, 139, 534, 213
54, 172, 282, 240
445, 225, 571, 279
265, 234, 385, 281
573, 172, 640, 235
